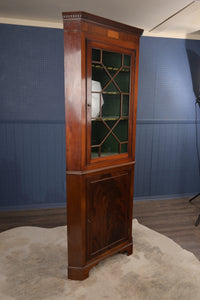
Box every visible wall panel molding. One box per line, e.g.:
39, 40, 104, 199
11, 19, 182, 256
137, 119, 200, 124
0, 122, 66, 209
1, 119, 199, 125
0, 119, 65, 124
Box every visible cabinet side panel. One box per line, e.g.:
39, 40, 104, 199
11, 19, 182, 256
63, 25, 84, 171
67, 174, 86, 267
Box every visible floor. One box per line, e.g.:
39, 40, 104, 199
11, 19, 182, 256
0, 197, 200, 259
133, 197, 200, 259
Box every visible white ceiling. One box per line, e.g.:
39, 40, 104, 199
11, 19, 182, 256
0, 0, 200, 39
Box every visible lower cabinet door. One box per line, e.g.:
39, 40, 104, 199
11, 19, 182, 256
86, 169, 132, 261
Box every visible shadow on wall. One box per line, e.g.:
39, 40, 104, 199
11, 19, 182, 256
185, 40, 200, 99
185, 39, 200, 182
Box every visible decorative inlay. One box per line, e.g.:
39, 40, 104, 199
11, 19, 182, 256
108, 30, 119, 39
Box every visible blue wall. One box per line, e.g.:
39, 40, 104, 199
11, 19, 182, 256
0, 24, 66, 210
0, 24, 200, 209
135, 37, 200, 199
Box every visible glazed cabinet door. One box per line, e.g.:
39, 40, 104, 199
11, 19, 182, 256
86, 41, 136, 164
86, 168, 132, 261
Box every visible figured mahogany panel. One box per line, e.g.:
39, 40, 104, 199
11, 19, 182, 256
86, 169, 131, 261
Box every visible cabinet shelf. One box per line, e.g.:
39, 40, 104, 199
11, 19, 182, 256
92, 91, 121, 95
92, 117, 128, 121
103, 92, 120, 95
92, 64, 130, 72
92, 91, 129, 95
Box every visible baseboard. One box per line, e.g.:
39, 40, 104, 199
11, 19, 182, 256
1, 192, 199, 211
134, 192, 198, 202
0, 202, 66, 211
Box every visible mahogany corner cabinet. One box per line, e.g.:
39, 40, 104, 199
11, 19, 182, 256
62, 11, 143, 280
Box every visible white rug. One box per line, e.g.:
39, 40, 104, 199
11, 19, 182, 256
0, 219, 200, 300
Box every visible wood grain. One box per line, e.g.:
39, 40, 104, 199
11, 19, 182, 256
86, 170, 131, 261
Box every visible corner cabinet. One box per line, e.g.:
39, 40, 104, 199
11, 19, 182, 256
62, 11, 143, 280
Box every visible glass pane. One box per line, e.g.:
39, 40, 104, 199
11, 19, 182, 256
101, 133, 119, 156
92, 63, 110, 89
105, 119, 118, 130
92, 48, 101, 62
121, 143, 128, 153
102, 50, 121, 71
104, 81, 120, 94
113, 119, 128, 142
124, 54, 131, 67
114, 69, 130, 93
102, 94, 121, 119
91, 147, 99, 158
90, 47, 131, 160
122, 95, 129, 117
92, 120, 109, 146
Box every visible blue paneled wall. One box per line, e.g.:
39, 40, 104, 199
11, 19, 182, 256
0, 24, 66, 209
0, 24, 200, 209
135, 37, 200, 199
